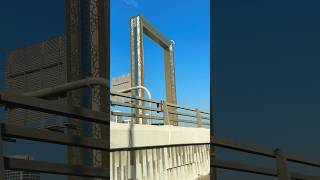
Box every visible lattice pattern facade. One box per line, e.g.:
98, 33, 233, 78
4, 156, 40, 180
4, 170, 40, 180
5, 36, 67, 127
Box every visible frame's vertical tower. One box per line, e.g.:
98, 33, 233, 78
65, 0, 109, 179
130, 15, 178, 125
130, 16, 145, 124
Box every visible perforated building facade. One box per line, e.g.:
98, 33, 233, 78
4, 156, 40, 180
5, 36, 67, 127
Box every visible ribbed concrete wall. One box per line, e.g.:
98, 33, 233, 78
110, 122, 210, 180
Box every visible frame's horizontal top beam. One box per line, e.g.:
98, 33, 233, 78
2, 124, 108, 150
4, 157, 109, 178
0, 92, 108, 124
132, 15, 172, 49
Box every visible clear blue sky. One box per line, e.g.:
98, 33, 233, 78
111, 0, 210, 112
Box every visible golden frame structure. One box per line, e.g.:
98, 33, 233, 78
130, 15, 177, 125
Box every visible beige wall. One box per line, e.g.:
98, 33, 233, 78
110, 122, 210, 180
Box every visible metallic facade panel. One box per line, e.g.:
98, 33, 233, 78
66, 0, 109, 176
5, 36, 67, 127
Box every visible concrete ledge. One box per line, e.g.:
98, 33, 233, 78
110, 122, 210, 149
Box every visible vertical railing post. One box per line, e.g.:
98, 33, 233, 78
162, 101, 170, 125
195, 108, 202, 127
274, 148, 291, 180
0, 124, 5, 180
210, 135, 217, 180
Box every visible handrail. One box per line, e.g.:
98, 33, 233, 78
24, 77, 110, 97
20, 80, 210, 126
211, 137, 320, 179
111, 92, 210, 127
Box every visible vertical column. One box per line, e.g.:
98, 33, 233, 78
130, 16, 145, 125
89, 0, 109, 177
66, 0, 109, 180
164, 42, 178, 125
65, 1, 84, 179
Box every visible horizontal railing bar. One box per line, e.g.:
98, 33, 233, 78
24, 78, 109, 98
110, 142, 210, 151
111, 92, 211, 117
0, 92, 108, 124
171, 119, 197, 124
212, 137, 274, 157
291, 172, 320, 180
212, 137, 320, 168
166, 102, 196, 111
201, 116, 210, 120
111, 101, 161, 112
167, 102, 210, 115
212, 159, 276, 176
211, 159, 320, 180
111, 111, 164, 120
4, 157, 108, 178
168, 111, 196, 118
200, 111, 210, 115
287, 155, 320, 168
111, 91, 160, 104
2, 124, 108, 151
172, 119, 209, 126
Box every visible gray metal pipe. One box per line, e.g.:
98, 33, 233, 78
24, 78, 109, 98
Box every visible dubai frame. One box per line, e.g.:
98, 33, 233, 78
130, 15, 178, 125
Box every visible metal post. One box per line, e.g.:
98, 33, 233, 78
210, 135, 216, 180
0, 125, 5, 180
196, 108, 202, 127
162, 101, 170, 125
274, 148, 291, 180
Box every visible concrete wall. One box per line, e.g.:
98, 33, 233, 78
110, 122, 210, 180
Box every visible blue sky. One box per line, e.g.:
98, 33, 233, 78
111, 0, 210, 112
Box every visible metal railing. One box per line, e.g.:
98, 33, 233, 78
0, 79, 210, 179
110, 91, 210, 127
211, 136, 320, 180
0, 91, 109, 179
